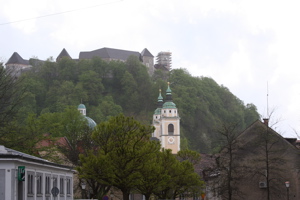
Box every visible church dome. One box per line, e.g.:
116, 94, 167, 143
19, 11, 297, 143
78, 104, 96, 129
78, 104, 86, 109
163, 101, 176, 109
84, 116, 97, 129
154, 108, 161, 115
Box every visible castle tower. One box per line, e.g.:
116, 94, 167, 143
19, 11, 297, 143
141, 48, 154, 75
152, 83, 180, 154
156, 51, 172, 70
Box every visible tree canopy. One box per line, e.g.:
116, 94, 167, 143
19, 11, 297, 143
77, 114, 203, 200
2, 56, 260, 153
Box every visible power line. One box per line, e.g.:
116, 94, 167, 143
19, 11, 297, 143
0, 0, 123, 26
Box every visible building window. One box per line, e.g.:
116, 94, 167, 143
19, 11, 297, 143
60, 177, 64, 195
36, 174, 42, 195
53, 177, 57, 187
27, 174, 34, 195
168, 124, 174, 135
169, 110, 172, 113
67, 178, 71, 195
45, 176, 50, 195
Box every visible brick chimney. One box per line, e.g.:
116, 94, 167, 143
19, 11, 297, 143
263, 118, 269, 126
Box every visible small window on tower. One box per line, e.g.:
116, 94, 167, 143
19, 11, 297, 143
169, 110, 171, 113
164, 110, 166, 113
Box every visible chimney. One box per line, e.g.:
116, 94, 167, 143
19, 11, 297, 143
263, 118, 269, 126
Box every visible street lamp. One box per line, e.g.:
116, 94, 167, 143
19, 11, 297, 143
285, 181, 290, 200
81, 181, 86, 190
81, 181, 86, 199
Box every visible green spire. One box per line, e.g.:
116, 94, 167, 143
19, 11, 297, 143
158, 89, 163, 102
163, 82, 176, 108
166, 82, 172, 94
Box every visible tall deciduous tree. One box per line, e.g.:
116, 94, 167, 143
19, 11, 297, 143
136, 150, 171, 200
77, 114, 159, 200
0, 65, 25, 125
153, 149, 203, 200
215, 122, 244, 200
0, 65, 26, 143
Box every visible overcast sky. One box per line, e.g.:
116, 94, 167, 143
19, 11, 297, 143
1, 0, 300, 137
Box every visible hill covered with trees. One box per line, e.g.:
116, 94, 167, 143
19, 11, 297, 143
2, 55, 260, 153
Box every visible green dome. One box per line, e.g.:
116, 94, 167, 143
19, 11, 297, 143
78, 104, 86, 109
154, 108, 161, 115
85, 116, 97, 129
163, 101, 176, 108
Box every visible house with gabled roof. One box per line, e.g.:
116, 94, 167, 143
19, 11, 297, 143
209, 119, 300, 200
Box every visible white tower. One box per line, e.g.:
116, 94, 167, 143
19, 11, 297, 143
152, 83, 180, 154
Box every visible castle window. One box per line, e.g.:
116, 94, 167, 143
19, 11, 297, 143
168, 124, 174, 135
169, 110, 171, 113
164, 110, 166, 113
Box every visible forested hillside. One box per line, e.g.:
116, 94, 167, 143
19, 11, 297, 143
10, 55, 260, 153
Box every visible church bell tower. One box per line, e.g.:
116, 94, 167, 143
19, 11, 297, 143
152, 83, 180, 154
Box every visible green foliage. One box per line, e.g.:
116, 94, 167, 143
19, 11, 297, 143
78, 114, 159, 200
0, 66, 25, 125
3, 56, 260, 153
77, 115, 203, 200
169, 69, 260, 152
152, 149, 203, 200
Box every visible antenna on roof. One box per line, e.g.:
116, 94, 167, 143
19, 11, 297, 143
267, 81, 269, 117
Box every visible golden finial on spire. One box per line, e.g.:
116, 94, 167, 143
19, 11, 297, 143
167, 82, 170, 86
159, 89, 161, 92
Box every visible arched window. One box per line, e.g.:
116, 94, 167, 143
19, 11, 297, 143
168, 124, 174, 135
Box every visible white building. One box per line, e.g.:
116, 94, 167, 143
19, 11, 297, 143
0, 145, 75, 200
152, 83, 180, 154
